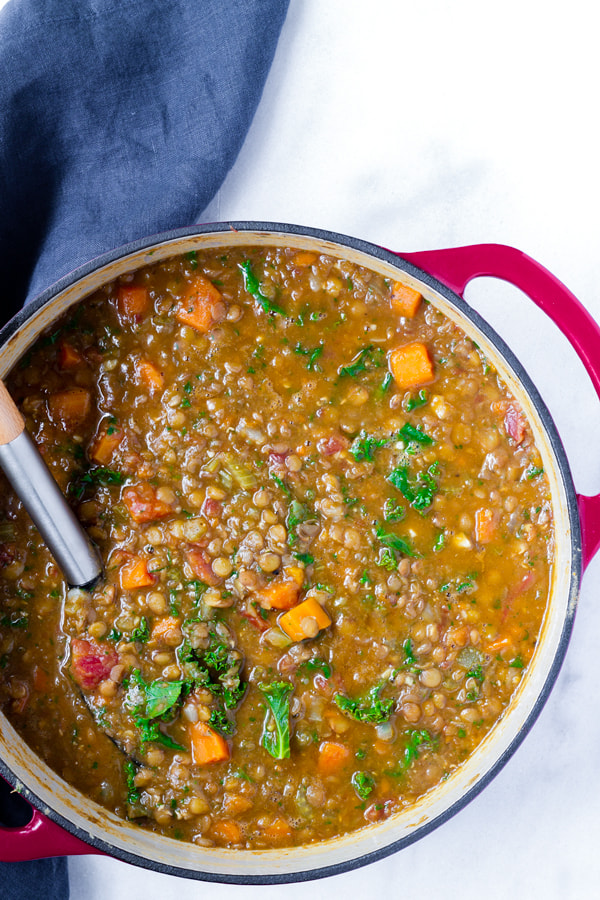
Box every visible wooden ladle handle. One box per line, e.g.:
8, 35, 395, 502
0, 379, 25, 444
0, 380, 102, 588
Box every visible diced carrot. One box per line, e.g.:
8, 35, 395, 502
134, 358, 164, 394
258, 579, 300, 611
175, 274, 225, 333
474, 507, 496, 544
122, 484, 173, 523
32, 665, 48, 692
388, 342, 434, 390
58, 340, 84, 370
292, 250, 317, 267
390, 281, 422, 318
190, 721, 231, 766
260, 816, 293, 841
283, 565, 304, 587
278, 597, 332, 642
484, 635, 512, 655
317, 740, 351, 775
120, 556, 156, 591
48, 388, 92, 428
150, 616, 181, 642
212, 819, 242, 844
116, 284, 150, 320
90, 426, 123, 466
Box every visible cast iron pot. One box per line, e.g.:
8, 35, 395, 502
1, 222, 599, 883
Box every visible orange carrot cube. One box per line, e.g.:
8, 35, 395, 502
48, 388, 92, 428
258, 580, 300, 611
57, 341, 84, 370
120, 556, 156, 591
190, 721, 230, 766
134, 358, 164, 394
318, 740, 351, 775
116, 284, 150, 319
278, 597, 332, 642
475, 507, 496, 544
390, 281, 422, 318
175, 275, 225, 333
90, 426, 123, 466
388, 342, 434, 389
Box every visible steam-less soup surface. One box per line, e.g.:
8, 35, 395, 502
0, 246, 553, 849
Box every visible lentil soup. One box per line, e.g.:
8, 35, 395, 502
0, 244, 554, 850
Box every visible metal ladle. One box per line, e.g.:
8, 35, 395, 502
0, 380, 102, 588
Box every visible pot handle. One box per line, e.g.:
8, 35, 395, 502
399, 243, 600, 570
0, 780, 98, 861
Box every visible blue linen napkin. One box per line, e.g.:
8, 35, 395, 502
0, 0, 289, 313
0, 0, 289, 895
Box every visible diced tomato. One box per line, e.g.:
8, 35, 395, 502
202, 498, 222, 520
70, 638, 118, 690
0, 544, 16, 568
122, 484, 173, 523
504, 404, 526, 444
501, 569, 537, 621
317, 434, 349, 456
185, 546, 221, 586
239, 601, 270, 632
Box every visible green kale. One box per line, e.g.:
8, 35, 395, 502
338, 345, 385, 378
294, 342, 324, 371
69, 466, 125, 500
387, 462, 438, 512
124, 759, 140, 805
404, 389, 428, 412
209, 708, 236, 736
350, 430, 388, 462
374, 523, 415, 559
258, 680, 293, 759
298, 657, 332, 679
397, 423, 433, 446
334, 684, 394, 725
131, 616, 150, 643
240, 260, 286, 315
351, 771, 376, 800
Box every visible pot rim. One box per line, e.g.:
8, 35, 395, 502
0, 221, 582, 883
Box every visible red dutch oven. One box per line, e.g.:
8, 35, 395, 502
1, 223, 599, 883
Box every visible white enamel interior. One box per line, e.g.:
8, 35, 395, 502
0, 229, 577, 880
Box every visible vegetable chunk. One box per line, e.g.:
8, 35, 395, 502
278, 597, 332, 641
123, 484, 173, 523
120, 556, 156, 591
176, 274, 225, 332
388, 342, 434, 389
318, 741, 351, 775
70, 638, 118, 691
117, 284, 150, 320
390, 281, 422, 318
190, 721, 231, 765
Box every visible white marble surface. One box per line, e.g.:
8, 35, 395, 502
5, 0, 600, 896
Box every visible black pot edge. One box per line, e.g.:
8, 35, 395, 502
0, 221, 583, 884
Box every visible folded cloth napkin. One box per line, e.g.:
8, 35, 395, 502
0, 0, 289, 314
0, 0, 289, 895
